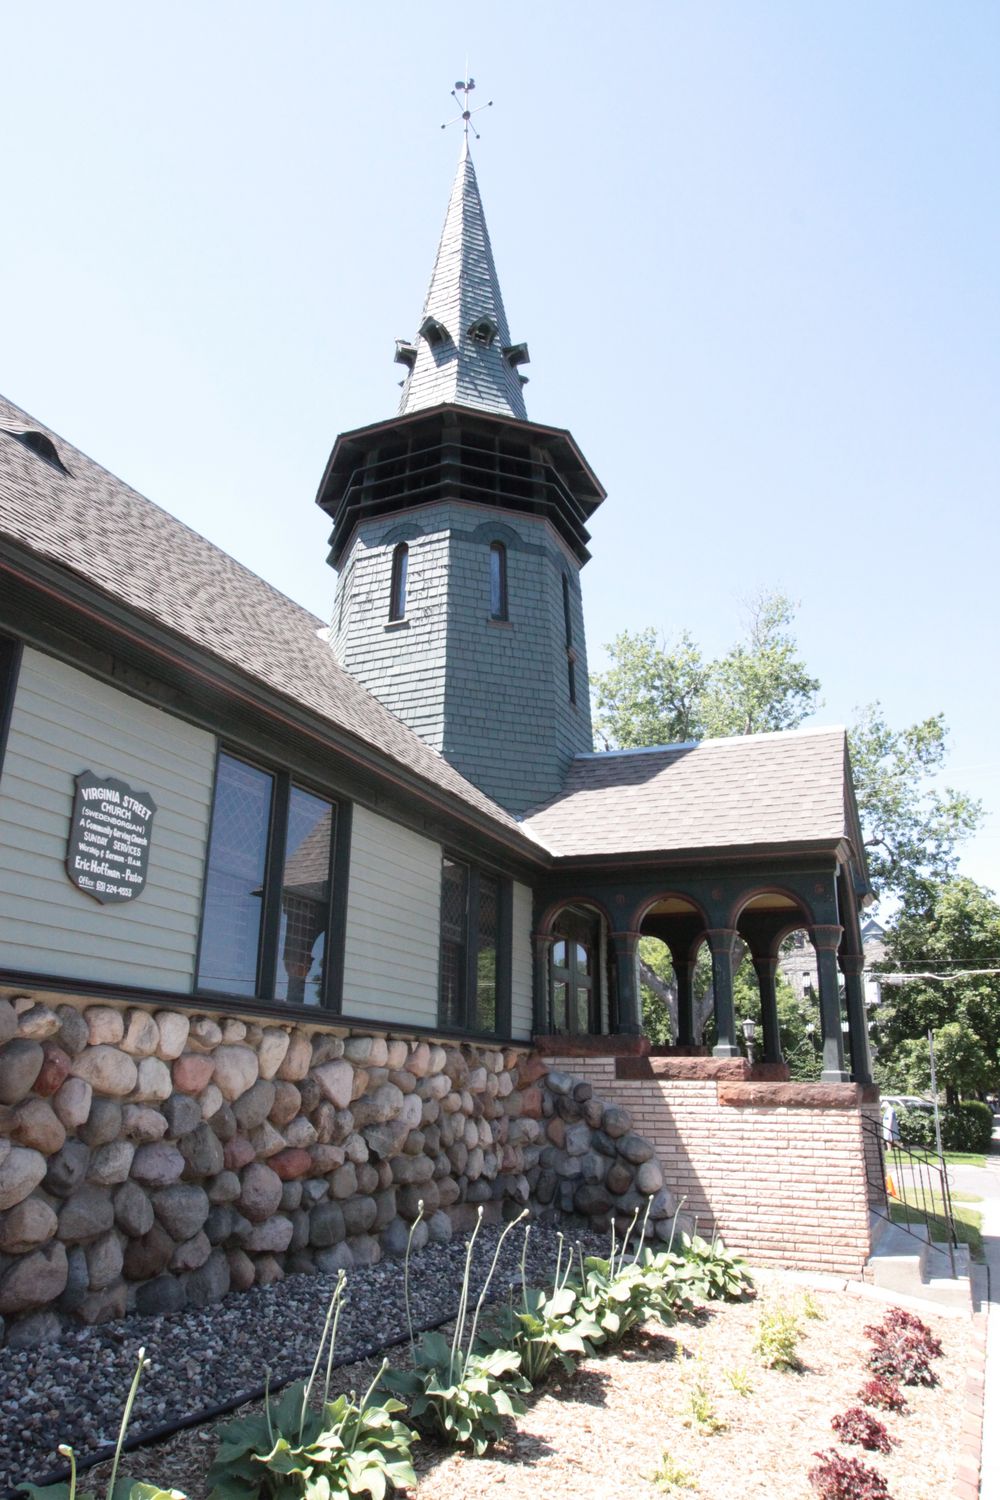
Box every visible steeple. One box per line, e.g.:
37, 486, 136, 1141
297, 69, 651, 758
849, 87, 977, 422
394, 139, 530, 420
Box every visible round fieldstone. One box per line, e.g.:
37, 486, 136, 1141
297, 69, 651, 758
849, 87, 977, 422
162, 1092, 202, 1139
154, 1184, 210, 1241
341, 1196, 377, 1236
172, 1053, 215, 1094
34, 1043, 73, 1098
330, 1162, 358, 1200
136, 1274, 188, 1316
210, 1101, 237, 1142
86, 1230, 124, 1289
283, 1115, 317, 1148
88, 1140, 135, 1186
0, 1193, 58, 1252
207, 1170, 241, 1203
85, 1007, 124, 1045
238, 1162, 282, 1224
223, 1136, 256, 1172
179, 1122, 225, 1178
212, 1046, 259, 1101
123, 1222, 176, 1280
114, 1180, 154, 1237
6, 1309, 64, 1347
71, 1046, 137, 1097
134, 1057, 172, 1102
79, 1098, 122, 1147
227, 1248, 255, 1290
314, 1059, 354, 1110
0, 1242, 68, 1314
56, 1005, 90, 1056
618, 1132, 654, 1165
309, 1200, 346, 1248
391, 1153, 435, 1186
122, 1105, 169, 1143
606, 1161, 633, 1196
131, 1141, 185, 1186
257, 1028, 290, 1080
121, 1010, 160, 1057
563, 1120, 592, 1157
171, 1230, 212, 1272
52, 1076, 93, 1132
427, 1210, 452, 1244
16, 1004, 63, 1040
276, 1031, 312, 1081
58, 1185, 114, 1242
154, 1011, 190, 1060
43, 1140, 91, 1198
0, 998, 17, 1046
187, 1017, 223, 1052
269, 1082, 302, 1127
198, 1083, 224, 1120
185, 1248, 230, 1308
233, 1079, 276, 1130
10, 1098, 66, 1154
59, 1244, 89, 1311
249, 1121, 284, 1158
636, 1160, 664, 1195
602, 1104, 632, 1138
0, 1039, 44, 1104
270, 1148, 312, 1181
244, 1215, 293, 1253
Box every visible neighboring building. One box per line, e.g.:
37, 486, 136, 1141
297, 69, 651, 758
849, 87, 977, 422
0, 135, 881, 1341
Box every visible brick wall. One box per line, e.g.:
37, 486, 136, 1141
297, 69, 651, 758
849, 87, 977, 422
548, 1055, 874, 1276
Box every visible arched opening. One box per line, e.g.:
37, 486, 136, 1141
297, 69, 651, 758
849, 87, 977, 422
732, 892, 830, 1075
637, 894, 708, 1047
388, 542, 408, 621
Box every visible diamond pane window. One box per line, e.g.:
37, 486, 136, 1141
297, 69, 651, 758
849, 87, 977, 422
197, 755, 273, 996
275, 788, 333, 1006
438, 857, 510, 1035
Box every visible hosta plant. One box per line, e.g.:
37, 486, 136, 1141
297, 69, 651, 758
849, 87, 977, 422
808, 1450, 893, 1500
830, 1408, 896, 1454
24, 1348, 186, 1500
207, 1273, 417, 1500
676, 1228, 754, 1302
482, 1228, 601, 1383
381, 1205, 530, 1455
571, 1206, 678, 1348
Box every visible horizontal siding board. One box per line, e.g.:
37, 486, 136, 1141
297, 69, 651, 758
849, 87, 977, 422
0, 648, 215, 992
342, 806, 441, 1028
510, 880, 533, 1041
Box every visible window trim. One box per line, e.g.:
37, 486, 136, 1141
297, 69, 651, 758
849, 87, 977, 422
388, 542, 409, 622
0, 635, 23, 782
437, 853, 512, 1037
489, 540, 508, 621
194, 746, 351, 1012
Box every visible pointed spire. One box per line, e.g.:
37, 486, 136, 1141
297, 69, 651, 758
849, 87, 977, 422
395, 142, 529, 420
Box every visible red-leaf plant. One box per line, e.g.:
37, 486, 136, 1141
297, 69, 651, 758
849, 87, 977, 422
809, 1450, 894, 1500
857, 1378, 908, 1414
831, 1407, 897, 1454
864, 1309, 943, 1386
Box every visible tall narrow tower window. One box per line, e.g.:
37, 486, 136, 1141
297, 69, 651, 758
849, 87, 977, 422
489, 542, 508, 620
389, 543, 408, 621
562, 574, 577, 705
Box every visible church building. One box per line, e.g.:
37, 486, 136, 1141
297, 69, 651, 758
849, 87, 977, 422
0, 134, 881, 1345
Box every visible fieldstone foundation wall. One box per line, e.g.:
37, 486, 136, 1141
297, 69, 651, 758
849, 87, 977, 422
546, 1052, 875, 1277
0, 992, 670, 1347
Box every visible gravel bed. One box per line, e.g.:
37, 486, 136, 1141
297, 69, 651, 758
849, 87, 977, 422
0, 1220, 602, 1496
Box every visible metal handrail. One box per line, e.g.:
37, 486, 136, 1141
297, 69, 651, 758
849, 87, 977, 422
861, 1112, 958, 1277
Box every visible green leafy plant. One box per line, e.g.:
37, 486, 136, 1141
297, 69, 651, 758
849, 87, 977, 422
570, 1205, 679, 1348
684, 1368, 727, 1435
381, 1205, 530, 1455
752, 1302, 802, 1371
206, 1273, 417, 1500
648, 1451, 697, 1492
677, 1228, 754, 1301
24, 1348, 186, 1500
800, 1291, 826, 1322
723, 1365, 754, 1397
483, 1227, 601, 1383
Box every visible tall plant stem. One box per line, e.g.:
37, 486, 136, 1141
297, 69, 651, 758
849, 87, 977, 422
322, 1273, 347, 1408
106, 1348, 147, 1500
467, 1209, 529, 1358
451, 1209, 484, 1373
348, 1358, 390, 1453
403, 1201, 425, 1354
57, 1446, 77, 1500
301, 1274, 344, 1436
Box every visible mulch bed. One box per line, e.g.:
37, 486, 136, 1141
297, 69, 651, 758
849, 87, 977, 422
79, 1282, 970, 1500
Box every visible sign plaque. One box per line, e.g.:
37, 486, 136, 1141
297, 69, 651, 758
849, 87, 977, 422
66, 771, 157, 905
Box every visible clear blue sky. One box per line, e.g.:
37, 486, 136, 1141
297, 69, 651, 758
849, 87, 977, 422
3, 2, 997, 890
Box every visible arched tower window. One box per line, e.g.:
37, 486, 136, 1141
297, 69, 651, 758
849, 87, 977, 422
389, 543, 408, 621
489, 541, 508, 621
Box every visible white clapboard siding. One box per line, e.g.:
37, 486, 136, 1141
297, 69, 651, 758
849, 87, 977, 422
510, 881, 533, 1040
0, 648, 215, 990
341, 805, 442, 1028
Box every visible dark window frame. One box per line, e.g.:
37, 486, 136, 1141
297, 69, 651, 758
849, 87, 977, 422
561, 575, 577, 705
388, 542, 409, 622
489, 540, 508, 621
0, 636, 23, 780
195, 746, 352, 1012
549, 906, 601, 1035
437, 853, 512, 1037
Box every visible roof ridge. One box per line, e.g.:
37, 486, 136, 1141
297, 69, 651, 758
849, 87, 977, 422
574, 724, 846, 759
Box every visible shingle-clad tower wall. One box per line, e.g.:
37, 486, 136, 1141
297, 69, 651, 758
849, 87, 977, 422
317, 144, 604, 818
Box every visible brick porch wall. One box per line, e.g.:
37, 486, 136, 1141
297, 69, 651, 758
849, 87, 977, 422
547, 1054, 874, 1277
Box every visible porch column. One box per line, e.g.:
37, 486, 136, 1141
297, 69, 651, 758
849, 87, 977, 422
810, 924, 849, 1082
840, 953, 874, 1086
673, 957, 697, 1047
609, 930, 643, 1036
705, 928, 740, 1058
752, 955, 783, 1064
532, 933, 554, 1035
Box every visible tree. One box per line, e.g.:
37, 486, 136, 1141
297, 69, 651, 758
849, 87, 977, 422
873, 877, 1000, 1097
592, 593, 980, 907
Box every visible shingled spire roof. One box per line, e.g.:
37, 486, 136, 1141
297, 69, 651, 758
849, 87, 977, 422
395, 139, 529, 420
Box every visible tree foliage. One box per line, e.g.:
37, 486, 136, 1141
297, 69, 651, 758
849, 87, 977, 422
873, 877, 1000, 1096
592, 592, 980, 906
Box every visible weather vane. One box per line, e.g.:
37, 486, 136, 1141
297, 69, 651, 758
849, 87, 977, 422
441, 76, 493, 141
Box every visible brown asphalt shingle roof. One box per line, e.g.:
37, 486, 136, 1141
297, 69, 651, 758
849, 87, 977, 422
0, 395, 526, 839
520, 728, 852, 858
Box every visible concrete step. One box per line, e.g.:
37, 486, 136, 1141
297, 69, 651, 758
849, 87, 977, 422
865, 1217, 972, 1311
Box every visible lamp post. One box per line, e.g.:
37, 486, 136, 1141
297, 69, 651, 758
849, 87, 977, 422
742, 1015, 757, 1066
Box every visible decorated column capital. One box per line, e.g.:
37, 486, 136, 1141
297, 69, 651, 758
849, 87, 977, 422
809, 923, 844, 954
704, 926, 740, 956
838, 952, 865, 977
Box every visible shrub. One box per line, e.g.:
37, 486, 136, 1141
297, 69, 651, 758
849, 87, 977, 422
482, 1228, 601, 1383
649, 1452, 695, 1492
879, 1308, 934, 1339
943, 1100, 993, 1153
895, 1107, 934, 1150
207, 1273, 417, 1500
856, 1378, 908, 1414
809, 1450, 893, 1499
752, 1302, 802, 1371
570, 1206, 679, 1348
24, 1348, 186, 1500
830, 1408, 896, 1454
864, 1311, 942, 1386
676, 1229, 754, 1301
381, 1206, 530, 1455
